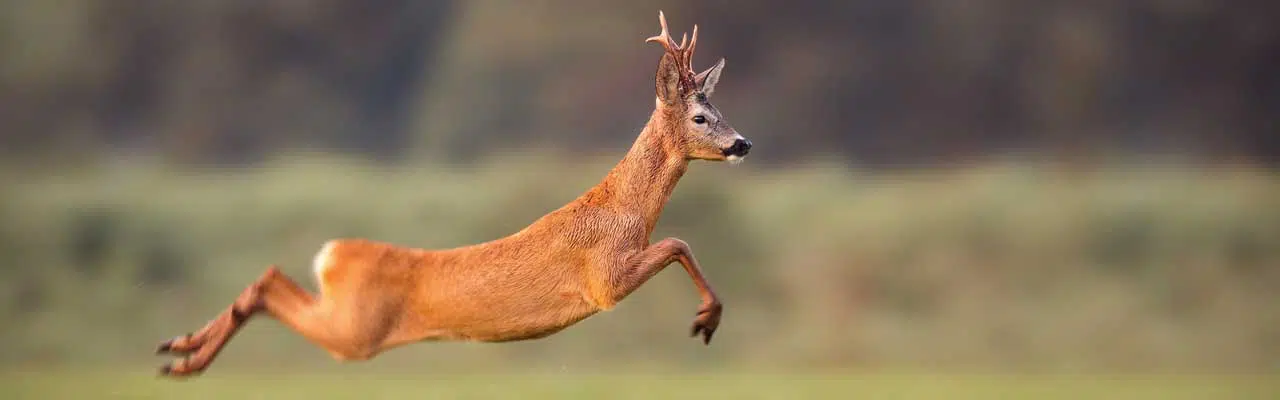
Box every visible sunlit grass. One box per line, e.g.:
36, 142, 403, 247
2, 155, 1278, 371
1, 369, 1276, 400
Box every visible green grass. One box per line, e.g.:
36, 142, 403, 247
3, 157, 1278, 371
1, 370, 1276, 399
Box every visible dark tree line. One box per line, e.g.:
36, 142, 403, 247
1, 0, 1275, 168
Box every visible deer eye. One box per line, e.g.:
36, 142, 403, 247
692, 115, 707, 124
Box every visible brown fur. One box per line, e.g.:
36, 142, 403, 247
155, 11, 746, 377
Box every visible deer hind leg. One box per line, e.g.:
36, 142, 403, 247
155, 277, 295, 356
156, 257, 397, 378
154, 315, 220, 356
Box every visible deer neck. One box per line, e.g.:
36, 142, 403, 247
586, 114, 688, 233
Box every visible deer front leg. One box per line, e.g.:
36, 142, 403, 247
616, 237, 723, 344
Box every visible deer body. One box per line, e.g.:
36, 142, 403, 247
156, 11, 749, 377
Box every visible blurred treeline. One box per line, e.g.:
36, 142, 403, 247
2, 1, 1279, 373
2, 0, 1277, 167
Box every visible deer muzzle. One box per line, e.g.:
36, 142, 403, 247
723, 137, 751, 159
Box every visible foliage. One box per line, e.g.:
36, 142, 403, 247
1, 1, 1275, 166
1, 156, 1277, 372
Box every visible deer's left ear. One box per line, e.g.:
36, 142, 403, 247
694, 58, 725, 98
655, 54, 684, 105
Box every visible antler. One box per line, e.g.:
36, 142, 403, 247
647, 11, 700, 94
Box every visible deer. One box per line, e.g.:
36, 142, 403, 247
154, 10, 751, 378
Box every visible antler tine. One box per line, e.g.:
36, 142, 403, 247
657, 10, 669, 38
646, 10, 699, 86
646, 11, 677, 52
687, 24, 698, 60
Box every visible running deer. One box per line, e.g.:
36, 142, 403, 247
154, 11, 751, 377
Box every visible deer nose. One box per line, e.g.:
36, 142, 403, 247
725, 138, 752, 157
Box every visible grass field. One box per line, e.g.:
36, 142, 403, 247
3, 160, 1277, 398
1, 369, 1276, 399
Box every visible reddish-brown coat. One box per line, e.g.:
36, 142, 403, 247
155, 11, 744, 378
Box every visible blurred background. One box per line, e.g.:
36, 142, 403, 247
2, 0, 1279, 397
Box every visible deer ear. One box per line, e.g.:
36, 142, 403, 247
655, 54, 682, 105
695, 58, 725, 98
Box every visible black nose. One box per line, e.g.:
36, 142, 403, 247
725, 138, 752, 157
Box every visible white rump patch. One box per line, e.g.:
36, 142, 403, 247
312, 240, 338, 279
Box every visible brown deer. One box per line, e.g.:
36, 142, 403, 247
154, 10, 751, 378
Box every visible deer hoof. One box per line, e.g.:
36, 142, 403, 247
158, 360, 203, 379
690, 303, 722, 345
155, 333, 193, 355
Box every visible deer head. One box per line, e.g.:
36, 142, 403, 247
648, 11, 751, 163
